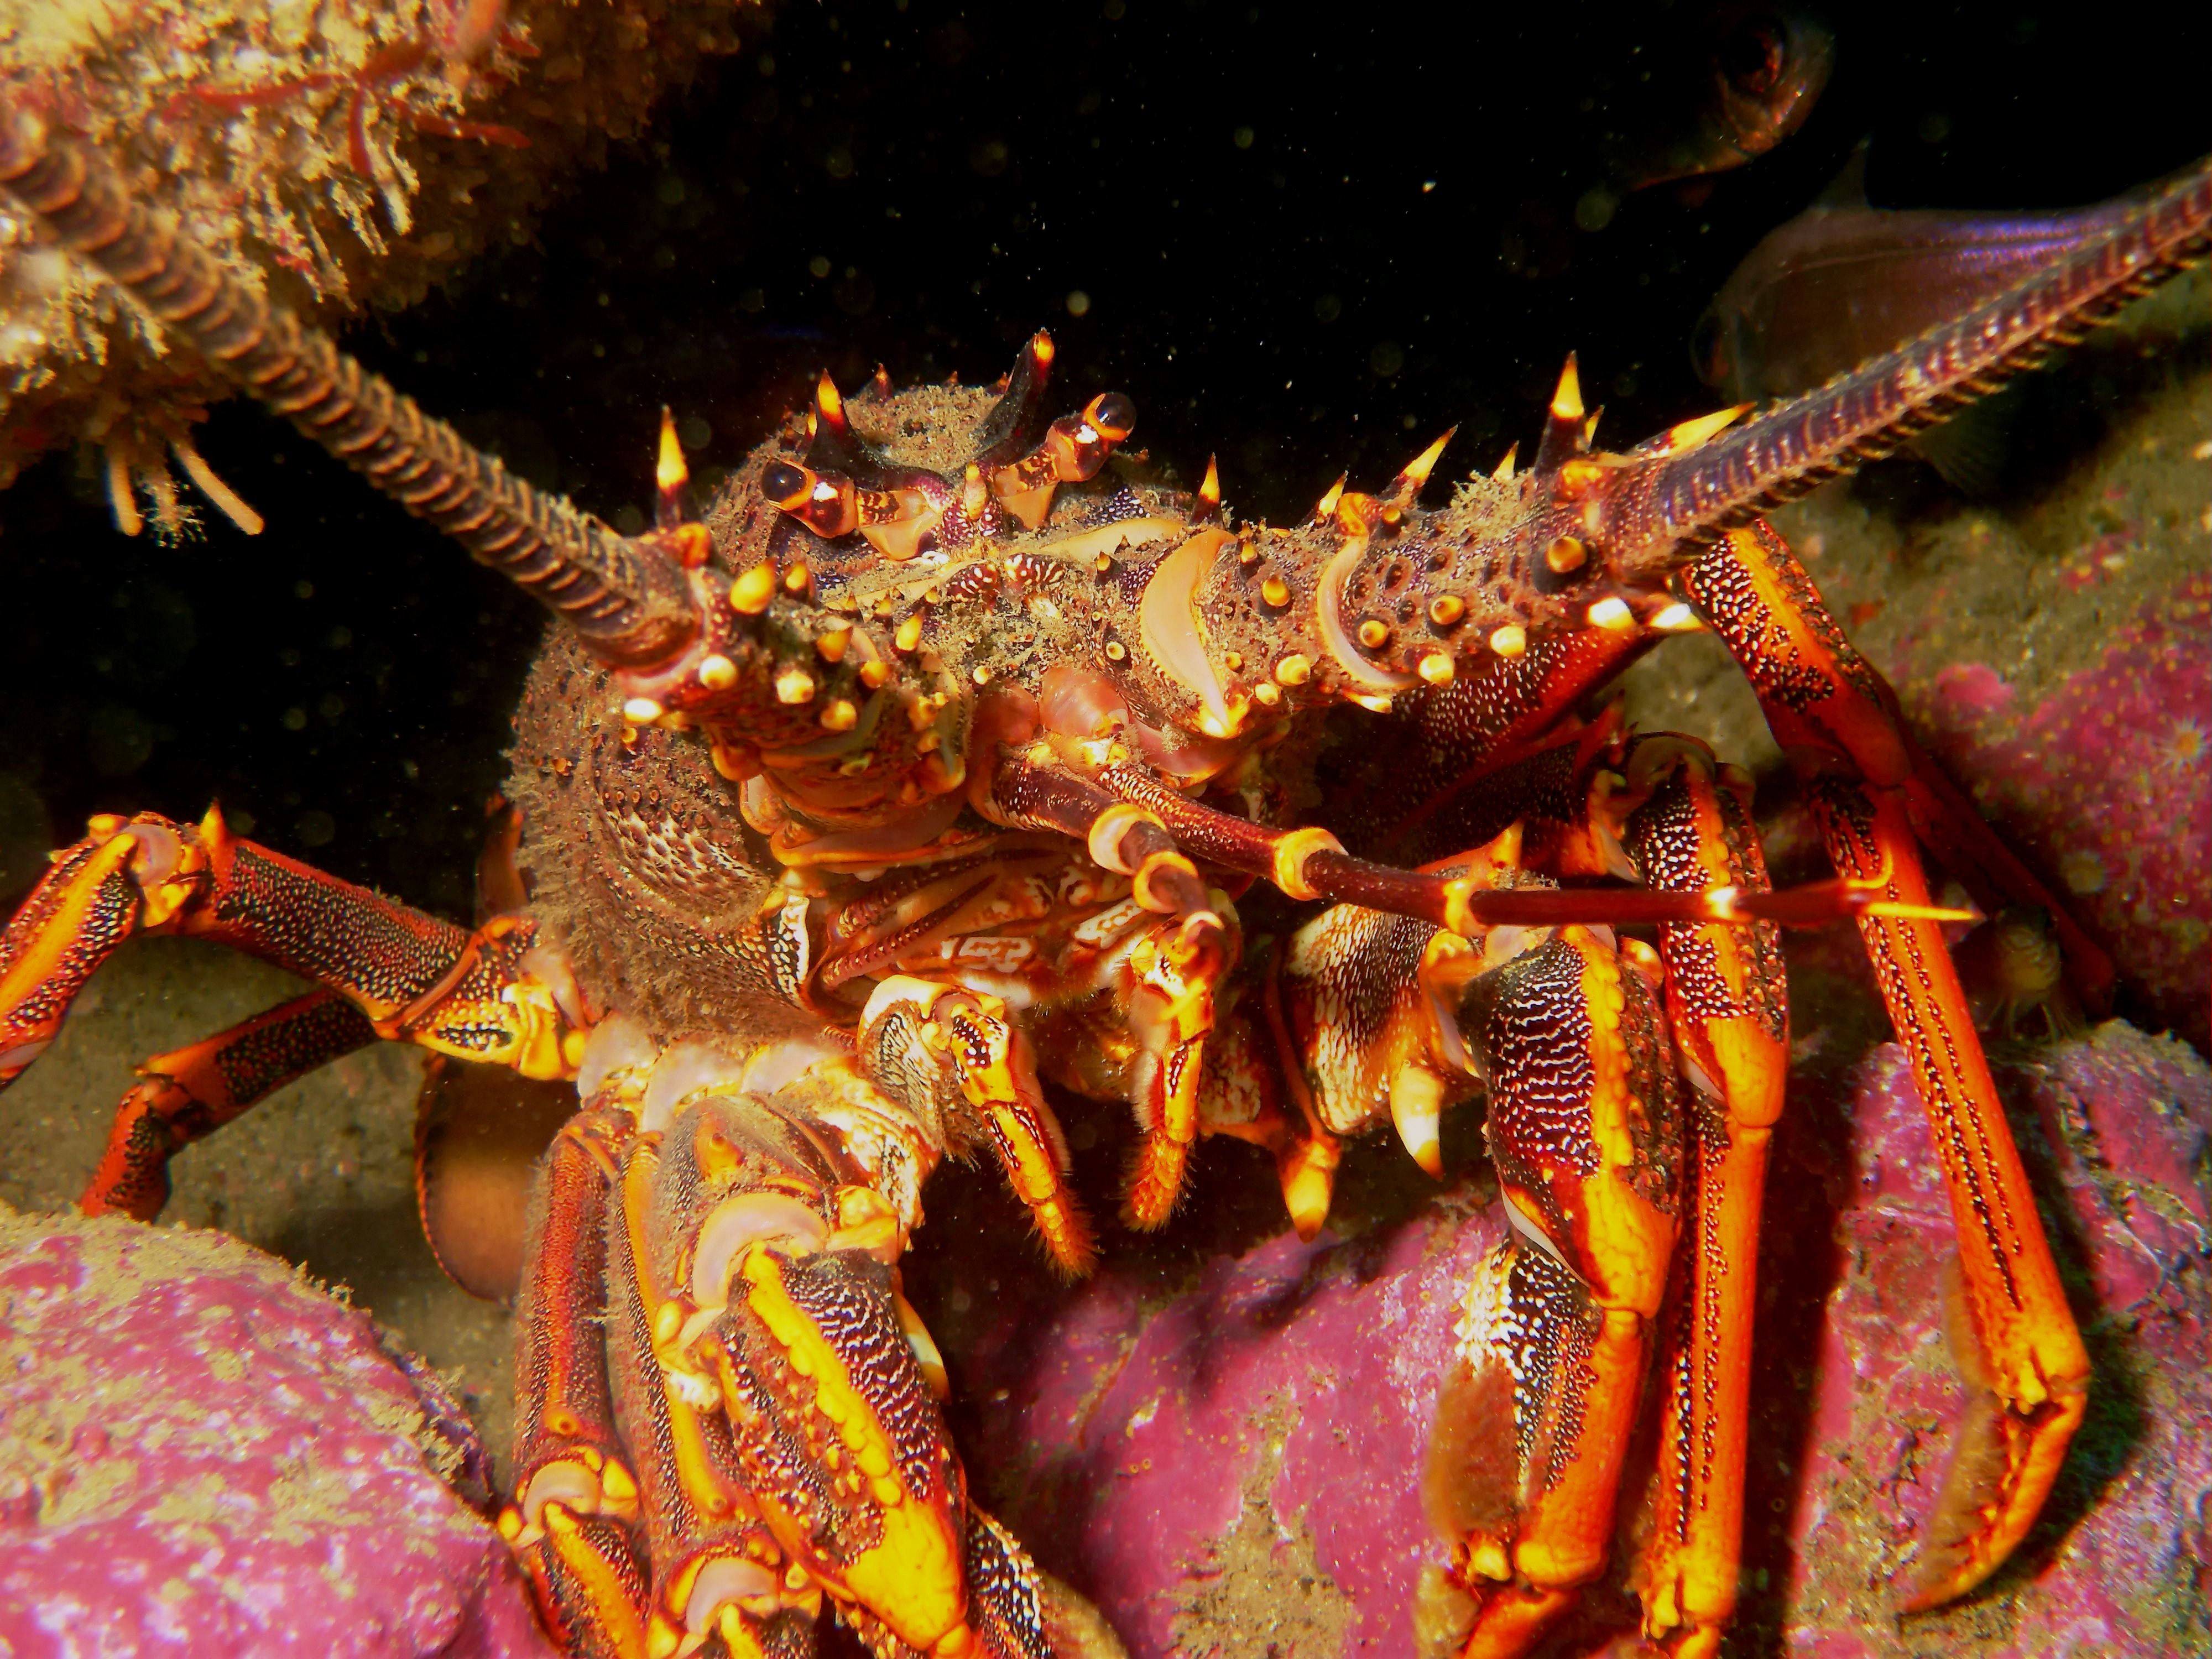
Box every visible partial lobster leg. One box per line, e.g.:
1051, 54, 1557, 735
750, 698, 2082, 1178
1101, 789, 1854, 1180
615, 1088, 1058, 1656
1615, 739, 1790, 1657
1109, 910, 1232, 1231
982, 755, 1237, 1229
1683, 520, 2090, 1605
603, 1098, 830, 1658
80, 990, 379, 1220
0, 808, 588, 1099
1268, 826, 1528, 1215
504, 1105, 653, 1658
1425, 926, 1686, 1658
856, 975, 1097, 1272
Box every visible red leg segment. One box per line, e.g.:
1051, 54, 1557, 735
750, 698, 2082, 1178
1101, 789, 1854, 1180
81, 990, 379, 1220
502, 1107, 652, 1658
1684, 521, 2089, 1606
1426, 927, 1686, 1658
1617, 741, 1790, 1656
1, 808, 586, 1095
1810, 775, 2089, 1604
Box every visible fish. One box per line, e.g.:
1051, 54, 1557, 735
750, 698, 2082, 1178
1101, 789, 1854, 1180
1692, 144, 2170, 489
1595, 5, 1836, 196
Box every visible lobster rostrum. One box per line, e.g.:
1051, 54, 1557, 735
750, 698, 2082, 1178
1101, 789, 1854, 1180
2, 102, 2207, 1659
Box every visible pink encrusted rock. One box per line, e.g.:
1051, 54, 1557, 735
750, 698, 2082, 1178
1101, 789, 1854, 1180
950, 1021, 2212, 1658
1778, 1023, 2212, 1657
0, 1205, 554, 1659
961, 1194, 1500, 1657
1907, 569, 2211, 1049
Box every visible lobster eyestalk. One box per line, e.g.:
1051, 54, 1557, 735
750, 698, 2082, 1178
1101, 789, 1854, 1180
0, 109, 703, 670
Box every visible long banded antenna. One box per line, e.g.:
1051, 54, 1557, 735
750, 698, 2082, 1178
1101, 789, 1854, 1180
1604, 152, 2212, 565
0, 111, 701, 668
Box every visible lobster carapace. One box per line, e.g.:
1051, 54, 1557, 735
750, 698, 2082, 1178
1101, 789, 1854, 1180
3, 103, 2207, 1659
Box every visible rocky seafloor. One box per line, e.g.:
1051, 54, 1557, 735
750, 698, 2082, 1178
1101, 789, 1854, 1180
0, 261, 2204, 1659
0, 1203, 551, 1657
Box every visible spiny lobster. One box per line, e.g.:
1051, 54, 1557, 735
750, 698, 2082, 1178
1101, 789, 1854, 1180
2, 101, 2206, 1659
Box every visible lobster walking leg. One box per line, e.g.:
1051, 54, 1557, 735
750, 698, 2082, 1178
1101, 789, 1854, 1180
503, 1107, 653, 1658
1813, 777, 2089, 1602
1425, 926, 1686, 1658
0, 808, 588, 1098
1684, 521, 2090, 1605
81, 990, 379, 1220
1617, 743, 1790, 1656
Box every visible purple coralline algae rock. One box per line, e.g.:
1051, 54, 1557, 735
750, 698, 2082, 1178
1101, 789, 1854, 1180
1776, 1022, 2212, 1657
952, 1021, 2212, 1658
964, 1192, 1500, 1657
0, 1205, 553, 1658
1912, 569, 2211, 1049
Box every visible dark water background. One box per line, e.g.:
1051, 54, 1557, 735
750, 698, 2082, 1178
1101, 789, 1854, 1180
5, 0, 2208, 917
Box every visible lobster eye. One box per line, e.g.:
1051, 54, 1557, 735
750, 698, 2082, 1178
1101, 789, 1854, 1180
761, 462, 810, 508
1087, 393, 1137, 442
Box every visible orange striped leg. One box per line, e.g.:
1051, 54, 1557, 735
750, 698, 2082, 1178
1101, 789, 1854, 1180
1811, 776, 2088, 1604
1681, 515, 2111, 1009
1686, 521, 2088, 1605
599, 1102, 828, 1657
81, 990, 379, 1220
1425, 927, 1684, 1658
1617, 743, 1791, 1656
0, 808, 585, 1097
501, 1108, 651, 1658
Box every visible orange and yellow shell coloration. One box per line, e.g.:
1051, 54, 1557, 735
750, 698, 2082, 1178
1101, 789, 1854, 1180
1, 105, 2206, 1659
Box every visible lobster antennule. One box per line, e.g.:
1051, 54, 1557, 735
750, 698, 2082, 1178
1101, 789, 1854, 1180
0, 110, 703, 671
1603, 149, 2212, 570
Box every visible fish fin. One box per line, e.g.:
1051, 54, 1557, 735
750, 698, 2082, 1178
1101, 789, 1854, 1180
1813, 136, 1874, 212
1908, 392, 2016, 498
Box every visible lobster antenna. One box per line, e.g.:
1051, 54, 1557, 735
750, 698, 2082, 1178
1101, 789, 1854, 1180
1606, 151, 2212, 564
0, 111, 701, 669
